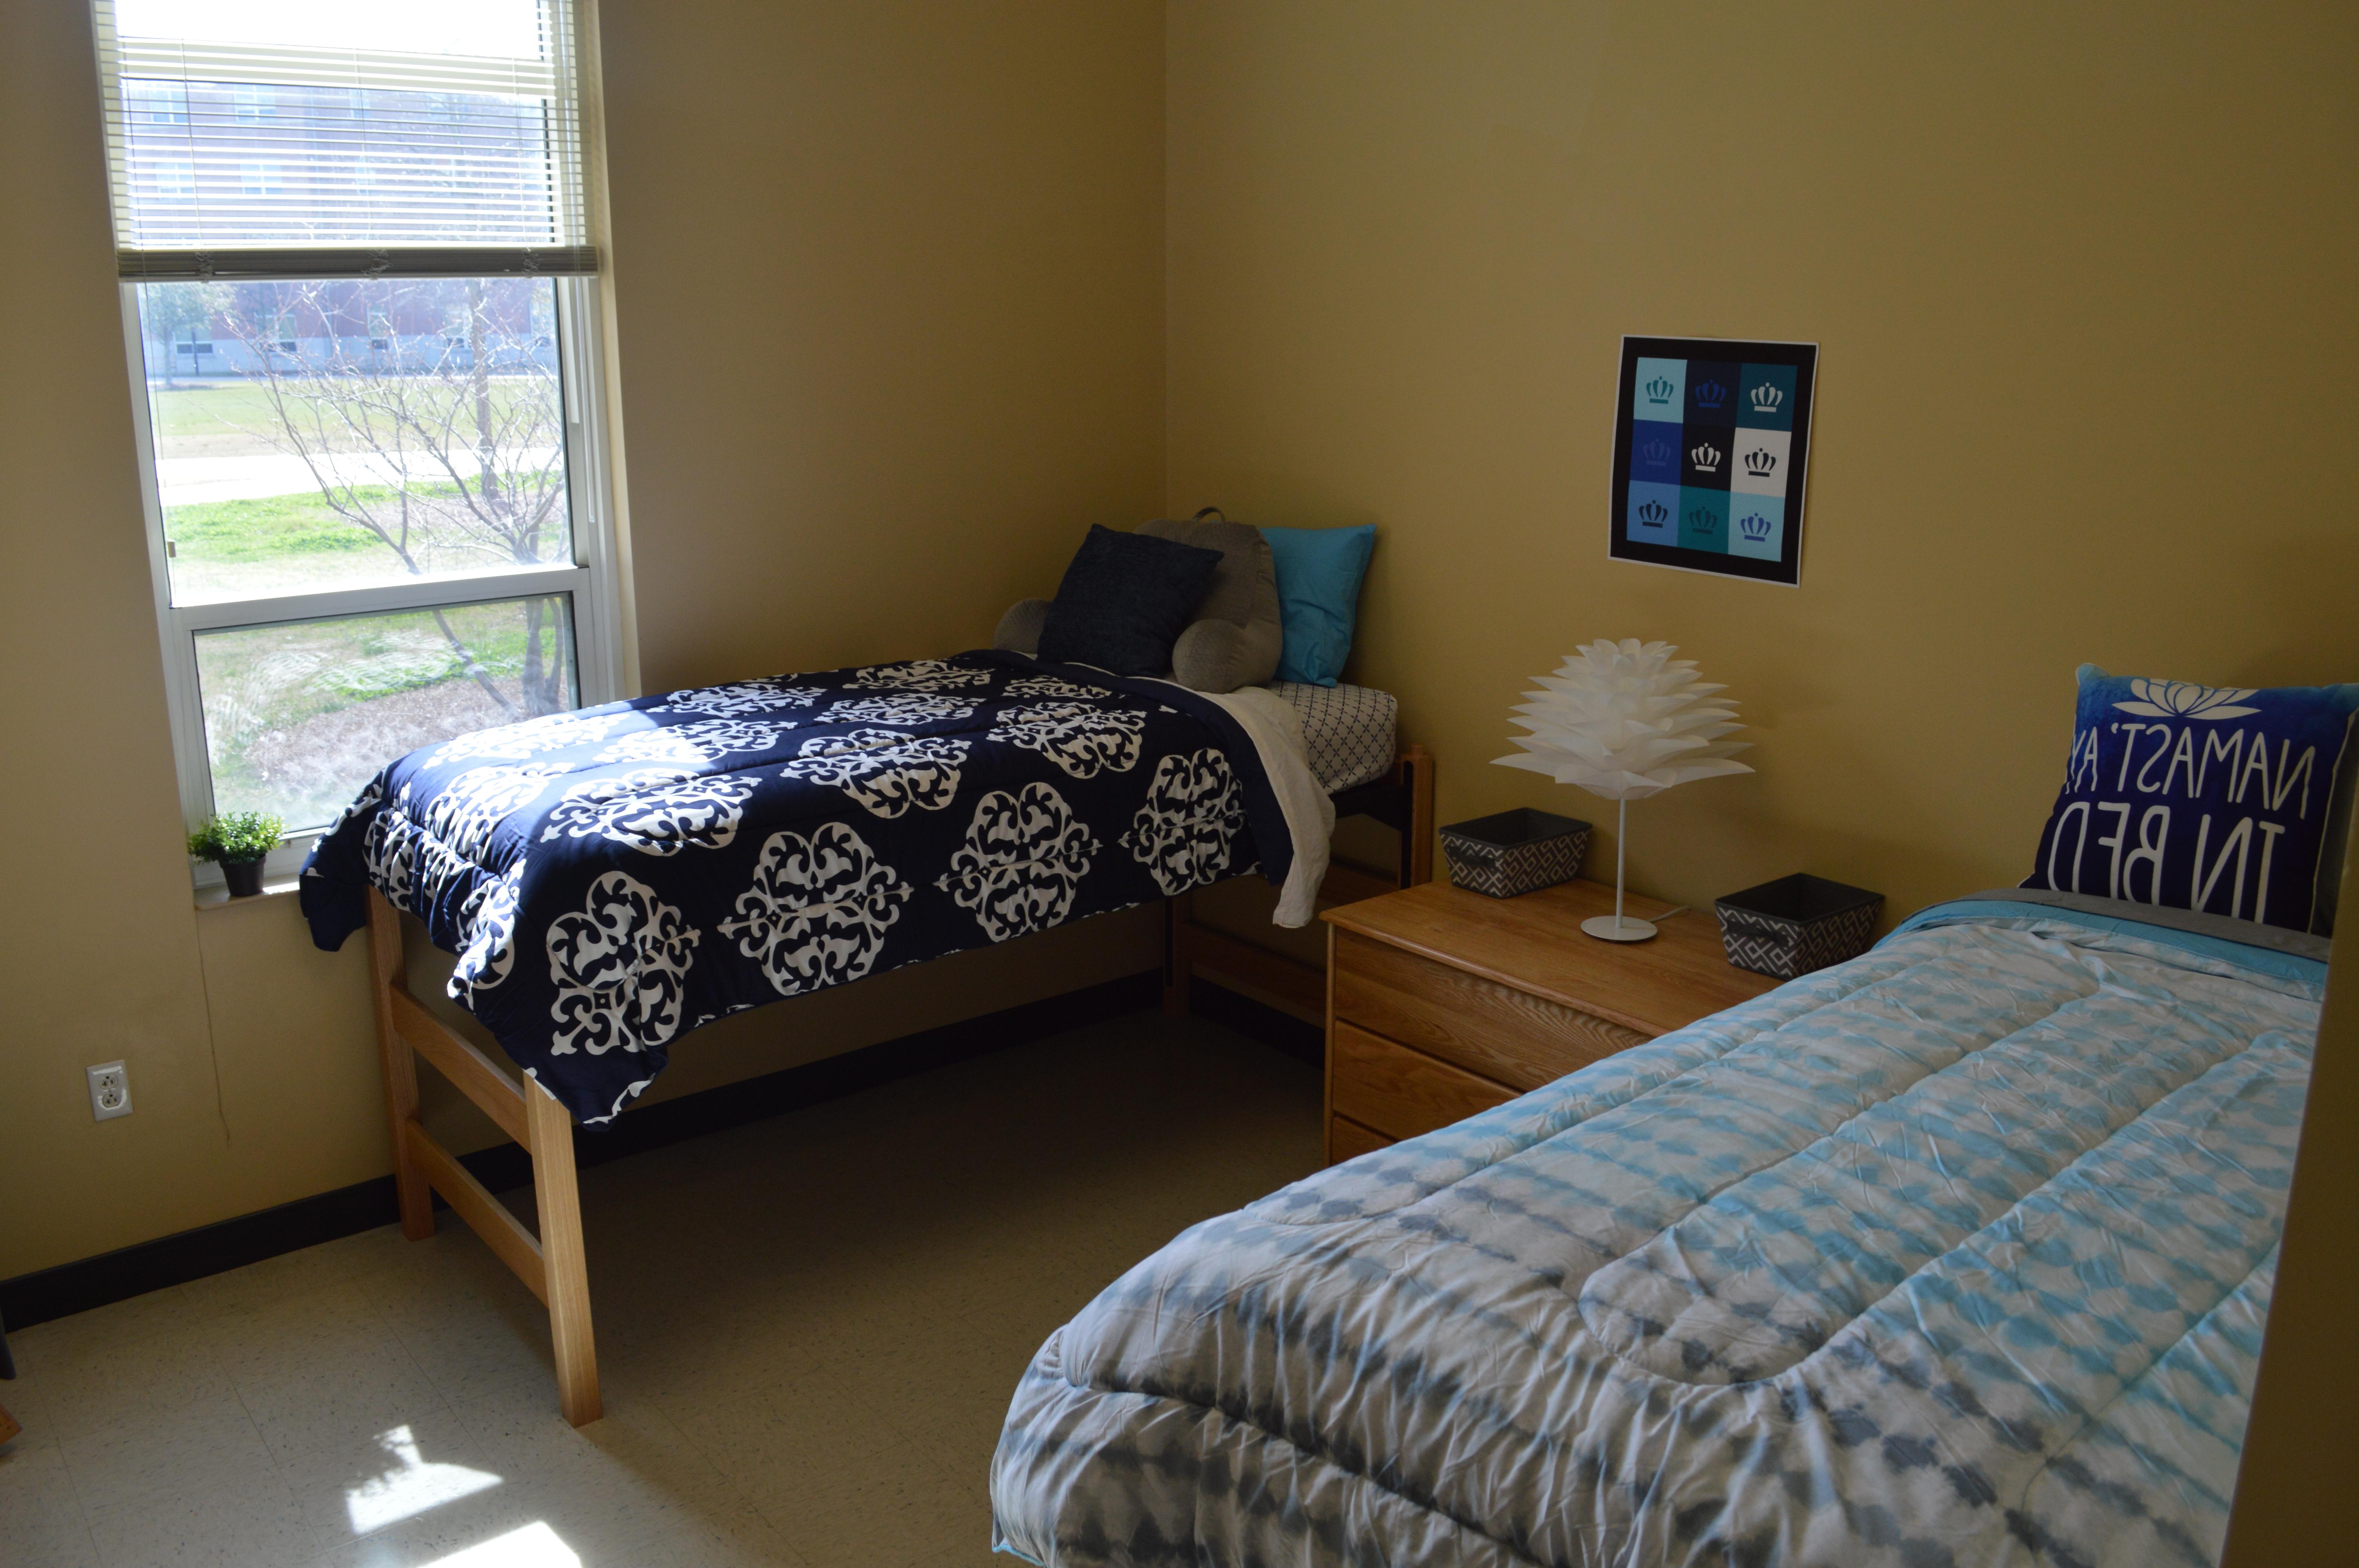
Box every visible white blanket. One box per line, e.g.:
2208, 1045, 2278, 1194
1161, 681, 1334, 927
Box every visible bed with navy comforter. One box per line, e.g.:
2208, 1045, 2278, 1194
990, 897, 2325, 1567
302, 650, 1298, 1125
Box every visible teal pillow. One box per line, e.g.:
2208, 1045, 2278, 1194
1263, 524, 1376, 686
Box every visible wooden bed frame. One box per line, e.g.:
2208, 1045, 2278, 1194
367, 890, 603, 1425
364, 742, 1435, 1427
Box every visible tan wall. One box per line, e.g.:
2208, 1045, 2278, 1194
601, 0, 1167, 690
0, 1, 1165, 1281
1164, 2, 2359, 918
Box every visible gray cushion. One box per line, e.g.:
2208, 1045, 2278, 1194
1172, 619, 1268, 696
1138, 513, 1283, 693
994, 597, 1050, 656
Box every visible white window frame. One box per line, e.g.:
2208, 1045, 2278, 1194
124, 273, 623, 886
120, 274, 626, 891
96, 0, 622, 893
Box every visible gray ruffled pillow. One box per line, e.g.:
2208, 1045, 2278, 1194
1136, 511, 1282, 693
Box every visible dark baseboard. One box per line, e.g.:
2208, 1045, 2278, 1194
1, 1173, 410, 1340
1190, 980, 1324, 1067
0, 969, 1160, 1334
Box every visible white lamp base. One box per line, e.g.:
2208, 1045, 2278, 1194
1582, 913, 1658, 943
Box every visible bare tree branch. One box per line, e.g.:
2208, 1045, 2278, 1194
217, 277, 572, 716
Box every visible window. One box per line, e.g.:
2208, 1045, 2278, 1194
128, 79, 185, 123
95, 0, 617, 889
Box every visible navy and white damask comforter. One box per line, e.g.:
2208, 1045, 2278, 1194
302, 651, 1300, 1124
991, 900, 2324, 1568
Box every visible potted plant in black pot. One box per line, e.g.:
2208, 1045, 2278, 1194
187, 811, 285, 898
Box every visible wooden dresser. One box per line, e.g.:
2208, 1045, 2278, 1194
1319, 878, 1781, 1161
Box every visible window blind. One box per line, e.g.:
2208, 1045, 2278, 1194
95, 0, 596, 279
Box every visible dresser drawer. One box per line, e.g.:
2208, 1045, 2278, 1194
1330, 1021, 1515, 1142
1333, 928, 1650, 1090
1327, 1114, 1394, 1163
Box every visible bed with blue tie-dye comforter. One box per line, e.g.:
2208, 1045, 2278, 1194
990, 899, 2326, 1568
301, 650, 1297, 1125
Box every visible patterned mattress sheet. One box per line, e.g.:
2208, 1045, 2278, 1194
991, 902, 2326, 1568
1273, 681, 1398, 795
300, 652, 1296, 1124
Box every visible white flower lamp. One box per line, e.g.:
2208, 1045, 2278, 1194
1493, 639, 1752, 942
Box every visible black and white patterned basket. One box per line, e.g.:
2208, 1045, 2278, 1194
1715, 874, 1885, 979
1440, 808, 1590, 898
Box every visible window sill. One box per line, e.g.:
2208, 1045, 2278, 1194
194, 876, 303, 912
189, 831, 321, 908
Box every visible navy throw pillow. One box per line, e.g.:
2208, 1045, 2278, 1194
2022, 664, 2359, 935
1037, 525, 1225, 677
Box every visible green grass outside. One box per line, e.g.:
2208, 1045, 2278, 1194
175, 481, 577, 818
199, 596, 575, 818
164, 479, 570, 598
148, 377, 557, 458
167, 489, 395, 562
199, 596, 566, 729
153, 382, 578, 814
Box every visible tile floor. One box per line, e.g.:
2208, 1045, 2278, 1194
0, 1013, 1322, 1568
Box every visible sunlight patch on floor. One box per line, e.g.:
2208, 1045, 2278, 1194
425, 1521, 580, 1567
345, 1424, 505, 1535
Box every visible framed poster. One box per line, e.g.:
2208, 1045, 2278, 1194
1608, 335, 1818, 586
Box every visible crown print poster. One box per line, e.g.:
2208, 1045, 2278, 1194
1611, 335, 1817, 585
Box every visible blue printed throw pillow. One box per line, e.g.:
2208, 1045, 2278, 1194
2023, 664, 2359, 935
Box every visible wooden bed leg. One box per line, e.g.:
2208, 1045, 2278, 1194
524, 1075, 601, 1427
363, 887, 599, 1426
367, 890, 434, 1241
1163, 892, 1194, 1017
1404, 744, 1436, 886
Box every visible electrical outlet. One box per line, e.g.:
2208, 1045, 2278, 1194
88, 1061, 131, 1121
